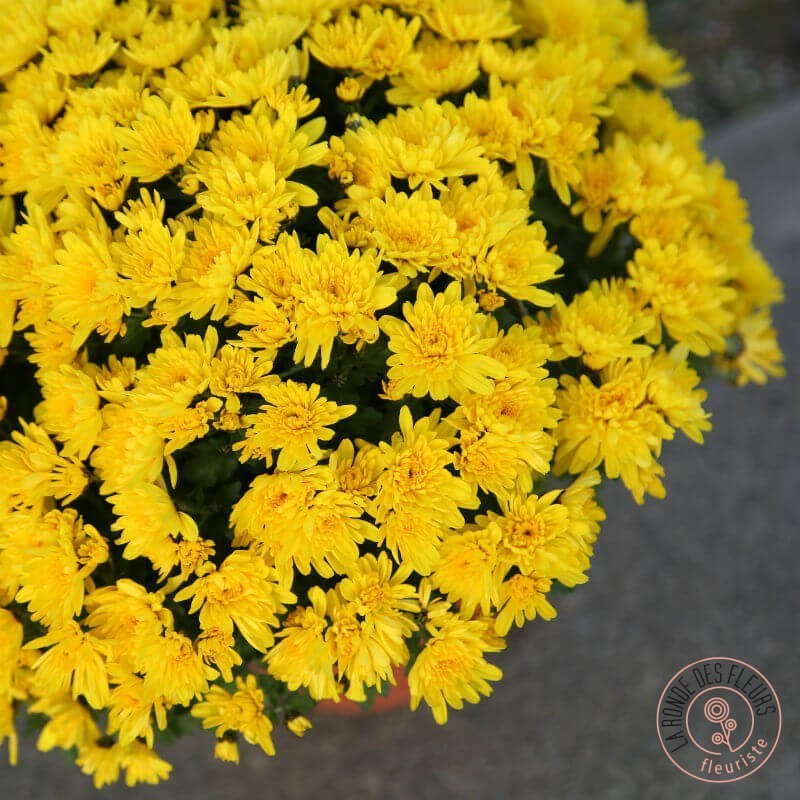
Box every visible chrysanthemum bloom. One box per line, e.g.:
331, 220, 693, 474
136, 630, 216, 707
14, 509, 108, 627
237, 380, 355, 470
174, 551, 294, 652
326, 553, 419, 702
290, 236, 402, 367
431, 525, 501, 616
335, 552, 419, 663
0, 0, 785, 780
555, 361, 676, 503
54, 115, 129, 211
266, 588, 338, 701
116, 96, 201, 183
381, 282, 507, 400
495, 573, 557, 636
372, 407, 478, 529
408, 612, 504, 725
725, 309, 786, 386
34, 364, 103, 459
378, 510, 448, 576
547, 278, 654, 369
387, 33, 480, 106
361, 185, 459, 277
26, 621, 111, 710
627, 236, 736, 355
0, 421, 88, 507
481, 490, 590, 586
44, 228, 129, 346
191, 675, 276, 756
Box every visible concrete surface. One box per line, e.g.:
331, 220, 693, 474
2, 100, 799, 798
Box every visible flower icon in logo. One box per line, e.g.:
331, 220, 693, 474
704, 697, 737, 751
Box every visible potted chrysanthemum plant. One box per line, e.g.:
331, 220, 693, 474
0, 0, 783, 788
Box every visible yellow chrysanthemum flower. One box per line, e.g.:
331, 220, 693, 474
344, 100, 489, 204
480, 221, 563, 306
116, 95, 201, 183
175, 550, 294, 652
124, 17, 203, 71
725, 310, 786, 387
290, 236, 402, 367
108, 481, 197, 578
85, 580, 172, 664
310, 6, 420, 81
27, 621, 111, 710
387, 33, 480, 106
457, 91, 522, 164
29, 691, 100, 757
77, 740, 172, 789
409, 612, 504, 724
54, 114, 129, 211
371, 406, 478, 529
560, 470, 606, 553
0, 0, 785, 780
136, 629, 216, 706
496, 574, 556, 635
0, 421, 88, 507
328, 553, 419, 701
555, 360, 675, 503
15, 509, 108, 627
236, 380, 354, 470
90, 404, 165, 494
130, 327, 218, 417
422, 0, 518, 43
480, 489, 589, 585
454, 427, 553, 500
547, 278, 653, 369
112, 215, 185, 309
34, 364, 103, 459
192, 674, 276, 756
645, 349, 711, 445
0, 1, 48, 80
628, 237, 736, 355
361, 185, 458, 277
157, 218, 258, 323
48, 28, 120, 77
266, 587, 338, 701
430, 525, 501, 616
43, 227, 129, 347
381, 282, 507, 400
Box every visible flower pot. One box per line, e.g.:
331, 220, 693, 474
317, 666, 410, 716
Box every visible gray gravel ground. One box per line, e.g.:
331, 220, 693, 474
2, 100, 799, 800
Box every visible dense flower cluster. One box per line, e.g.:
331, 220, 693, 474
0, 0, 784, 787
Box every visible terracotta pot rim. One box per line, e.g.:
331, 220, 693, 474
317, 665, 410, 716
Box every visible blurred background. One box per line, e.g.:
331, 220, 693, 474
3, 3, 799, 798
650, 0, 800, 123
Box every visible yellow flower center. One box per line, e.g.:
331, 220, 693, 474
356, 580, 386, 614
594, 380, 638, 420
507, 515, 548, 552
394, 450, 431, 491
278, 406, 315, 433
418, 323, 454, 361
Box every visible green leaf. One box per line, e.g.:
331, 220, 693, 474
357, 680, 393, 712
180, 438, 240, 487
